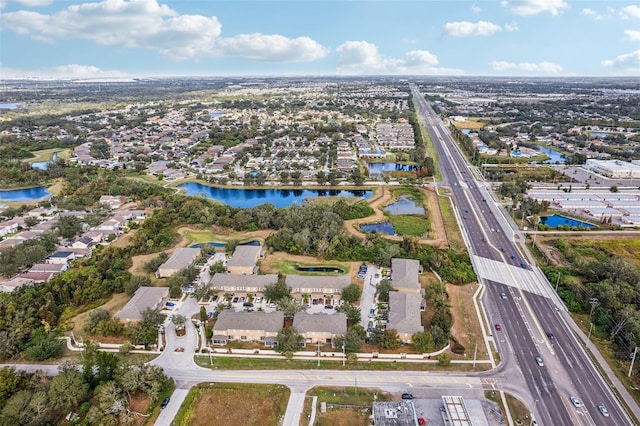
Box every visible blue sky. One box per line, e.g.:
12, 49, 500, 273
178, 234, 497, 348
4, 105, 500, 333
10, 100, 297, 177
1, 0, 639, 79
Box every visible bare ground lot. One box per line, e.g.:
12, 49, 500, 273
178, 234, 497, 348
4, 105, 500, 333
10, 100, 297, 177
173, 383, 289, 426
448, 283, 488, 360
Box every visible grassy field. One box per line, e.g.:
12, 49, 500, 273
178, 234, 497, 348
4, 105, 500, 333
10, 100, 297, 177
451, 119, 486, 130
447, 283, 488, 362
302, 387, 390, 426
261, 257, 352, 276
26, 148, 70, 163
194, 355, 491, 372
437, 191, 464, 250
172, 382, 289, 426
387, 214, 431, 236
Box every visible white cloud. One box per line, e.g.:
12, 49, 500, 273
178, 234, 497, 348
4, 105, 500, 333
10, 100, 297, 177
443, 21, 502, 37
0, 64, 129, 79
1, 0, 328, 62
501, 0, 568, 16
336, 41, 462, 75
619, 5, 640, 19
0, 0, 52, 8
471, 4, 482, 13
505, 22, 520, 31
581, 8, 602, 20
216, 34, 328, 62
625, 30, 640, 41
490, 60, 563, 74
602, 50, 640, 73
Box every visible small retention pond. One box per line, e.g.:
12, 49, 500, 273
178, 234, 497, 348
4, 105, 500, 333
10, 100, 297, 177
384, 195, 425, 215
539, 214, 595, 229
360, 221, 397, 236
294, 265, 345, 274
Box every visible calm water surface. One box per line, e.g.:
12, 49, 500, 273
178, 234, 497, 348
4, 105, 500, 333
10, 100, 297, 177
179, 182, 372, 208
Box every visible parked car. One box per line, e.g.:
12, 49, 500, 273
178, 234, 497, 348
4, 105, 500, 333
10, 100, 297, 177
165, 302, 175, 307
324, 305, 334, 310
243, 302, 254, 307
232, 297, 239, 303
161, 397, 170, 409
401, 393, 413, 400
369, 308, 376, 318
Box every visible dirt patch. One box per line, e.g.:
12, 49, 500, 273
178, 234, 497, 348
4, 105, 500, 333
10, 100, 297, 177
315, 409, 370, 426
129, 392, 151, 425
69, 293, 129, 337
447, 283, 488, 360
343, 185, 448, 249
180, 383, 289, 426
111, 229, 136, 248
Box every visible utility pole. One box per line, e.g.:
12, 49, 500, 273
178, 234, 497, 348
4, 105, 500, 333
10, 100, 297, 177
587, 297, 600, 348
555, 273, 561, 292
317, 340, 320, 367
629, 347, 639, 377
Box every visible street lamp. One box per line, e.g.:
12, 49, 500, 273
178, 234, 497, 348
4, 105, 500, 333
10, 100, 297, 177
529, 399, 539, 426
342, 344, 346, 367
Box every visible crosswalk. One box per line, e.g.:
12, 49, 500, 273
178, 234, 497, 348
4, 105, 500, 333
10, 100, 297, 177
472, 255, 555, 298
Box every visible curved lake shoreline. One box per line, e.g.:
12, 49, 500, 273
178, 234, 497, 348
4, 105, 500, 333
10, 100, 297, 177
178, 181, 374, 208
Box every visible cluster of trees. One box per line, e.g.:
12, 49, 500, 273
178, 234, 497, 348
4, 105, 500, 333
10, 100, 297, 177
83, 307, 165, 347
543, 244, 640, 362
424, 282, 453, 349
0, 231, 59, 277
0, 357, 172, 425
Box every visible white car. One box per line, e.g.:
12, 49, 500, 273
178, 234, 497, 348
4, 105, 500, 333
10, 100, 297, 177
570, 396, 582, 408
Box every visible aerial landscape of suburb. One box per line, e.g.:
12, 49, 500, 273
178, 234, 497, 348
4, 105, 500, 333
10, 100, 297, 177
1, 1, 639, 426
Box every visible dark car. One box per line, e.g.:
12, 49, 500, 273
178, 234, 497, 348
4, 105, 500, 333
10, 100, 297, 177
546, 331, 555, 339
161, 397, 170, 409
495, 324, 502, 331
401, 393, 413, 400
324, 305, 334, 309
243, 302, 254, 308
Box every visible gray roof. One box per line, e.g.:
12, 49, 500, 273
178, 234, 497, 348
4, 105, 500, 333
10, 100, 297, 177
213, 310, 284, 333
387, 291, 424, 336
114, 286, 169, 321
159, 247, 200, 272
391, 258, 421, 291
210, 274, 278, 291
227, 245, 262, 268
293, 312, 347, 335
286, 275, 351, 291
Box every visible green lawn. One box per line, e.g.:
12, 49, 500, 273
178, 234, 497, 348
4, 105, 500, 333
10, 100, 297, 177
194, 355, 491, 372
388, 214, 431, 236
26, 148, 69, 162
265, 258, 351, 276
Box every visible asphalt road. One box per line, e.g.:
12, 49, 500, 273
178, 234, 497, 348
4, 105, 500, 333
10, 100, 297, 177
411, 84, 632, 426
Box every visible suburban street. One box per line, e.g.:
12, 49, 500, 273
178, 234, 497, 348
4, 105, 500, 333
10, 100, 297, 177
411, 84, 636, 426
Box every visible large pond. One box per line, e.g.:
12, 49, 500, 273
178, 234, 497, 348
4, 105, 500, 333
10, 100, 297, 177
360, 221, 397, 236
178, 182, 373, 208
0, 102, 20, 110
0, 186, 50, 202
384, 195, 425, 215
535, 146, 566, 164
367, 162, 421, 175
540, 214, 595, 229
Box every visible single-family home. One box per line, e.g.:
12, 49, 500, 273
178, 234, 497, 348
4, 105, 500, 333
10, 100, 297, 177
387, 291, 424, 344
0, 277, 36, 292
72, 235, 97, 249
46, 250, 75, 265
114, 286, 169, 322
226, 245, 262, 275
29, 263, 68, 274
99, 195, 123, 210
0, 220, 18, 237
156, 247, 200, 278
391, 258, 422, 294
212, 311, 284, 347
293, 312, 347, 347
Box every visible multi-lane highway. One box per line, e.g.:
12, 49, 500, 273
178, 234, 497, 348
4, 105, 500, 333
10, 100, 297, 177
411, 84, 633, 426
